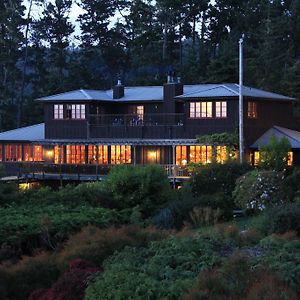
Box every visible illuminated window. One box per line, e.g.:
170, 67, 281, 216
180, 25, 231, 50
136, 105, 144, 120
66, 145, 86, 164
288, 151, 293, 166
254, 151, 260, 166
111, 145, 131, 164
24, 144, 33, 161
189, 146, 212, 164
248, 102, 257, 118
216, 101, 227, 118
34, 145, 43, 161
88, 145, 108, 164
71, 104, 86, 119
54, 145, 64, 164
216, 146, 227, 163
176, 146, 187, 165
54, 104, 64, 119
4, 144, 22, 161
190, 102, 212, 118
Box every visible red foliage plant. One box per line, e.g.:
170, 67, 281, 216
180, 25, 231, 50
28, 259, 99, 300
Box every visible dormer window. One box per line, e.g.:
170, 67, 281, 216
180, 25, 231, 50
54, 104, 64, 119
248, 101, 258, 119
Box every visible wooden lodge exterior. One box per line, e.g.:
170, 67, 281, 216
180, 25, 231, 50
0, 76, 298, 182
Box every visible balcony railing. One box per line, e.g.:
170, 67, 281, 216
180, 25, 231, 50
89, 113, 185, 127
16, 162, 190, 180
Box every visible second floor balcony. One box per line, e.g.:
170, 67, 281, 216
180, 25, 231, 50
45, 113, 237, 140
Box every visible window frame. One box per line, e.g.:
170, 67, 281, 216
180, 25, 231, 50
247, 101, 258, 119
189, 102, 213, 119
54, 104, 64, 120
215, 101, 227, 118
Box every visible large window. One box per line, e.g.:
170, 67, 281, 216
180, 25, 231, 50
176, 146, 187, 165
54, 145, 64, 164
34, 145, 43, 161
216, 101, 227, 118
54, 104, 64, 119
189, 146, 212, 164
111, 145, 131, 164
24, 144, 33, 161
4, 144, 22, 161
288, 151, 293, 166
66, 145, 85, 164
88, 145, 108, 164
72, 104, 86, 119
248, 101, 258, 119
190, 102, 213, 118
216, 146, 227, 163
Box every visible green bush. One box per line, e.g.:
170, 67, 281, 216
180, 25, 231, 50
258, 135, 291, 171
233, 170, 284, 212
85, 233, 225, 300
103, 165, 172, 216
183, 256, 298, 300
259, 237, 300, 292
266, 203, 300, 234
0, 253, 60, 300
0, 203, 120, 248
189, 161, 252, 197
58, 225, 167, 269
283, 168, 300, 201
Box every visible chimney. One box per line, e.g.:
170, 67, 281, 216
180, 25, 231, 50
113, 78, 124, 99
163, 72, 183, 113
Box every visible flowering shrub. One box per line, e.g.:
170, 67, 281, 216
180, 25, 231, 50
233, 170, 284, 212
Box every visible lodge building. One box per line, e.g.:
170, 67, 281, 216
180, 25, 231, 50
0, 76, 299, 183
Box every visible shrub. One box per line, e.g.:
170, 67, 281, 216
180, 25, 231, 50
58, 225, 167, 269
0, 252, 60, 300
283, 168, 300, 201
103, 165, 172, 215
28, 259, 98, 300
189, 206, 222, 227
85, 233, 225, 300
259, 238, 300, 292
258, 135, 291, 171
183, 256, 298, 300
267, 203, 300, 234
189, 161, 252, 197
233, 170, 284, 212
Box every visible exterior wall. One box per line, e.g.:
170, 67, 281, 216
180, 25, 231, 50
244, 99, 295, 146
44, 103, 89, 139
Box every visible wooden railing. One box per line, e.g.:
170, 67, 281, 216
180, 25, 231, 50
16, 162, 190, 179
89, 113, 185, 127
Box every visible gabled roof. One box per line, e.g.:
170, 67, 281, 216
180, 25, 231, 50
36, 84, 295, 103
176, 84, 295, 101
251, 126, 300, 149
0, 123, 45, 141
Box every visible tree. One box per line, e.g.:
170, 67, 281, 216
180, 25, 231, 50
259, 135, 291, 171
32, 0, 74, 92
0, 0, 25, 130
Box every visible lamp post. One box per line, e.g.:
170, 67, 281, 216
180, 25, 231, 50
239, 34, 245, 163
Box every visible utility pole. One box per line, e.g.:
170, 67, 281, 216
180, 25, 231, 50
239, 34, 245, 163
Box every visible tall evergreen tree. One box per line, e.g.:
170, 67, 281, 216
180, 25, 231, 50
0, 0, 25, 130
32, 0, 74, 92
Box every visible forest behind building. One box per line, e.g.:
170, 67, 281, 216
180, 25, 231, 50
1, 0, 300, 129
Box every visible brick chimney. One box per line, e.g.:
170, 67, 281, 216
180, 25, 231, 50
113, 79, 124, 99
163, 72, 183, 113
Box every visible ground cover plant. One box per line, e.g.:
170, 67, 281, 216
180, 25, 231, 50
0, 163, 299, 299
